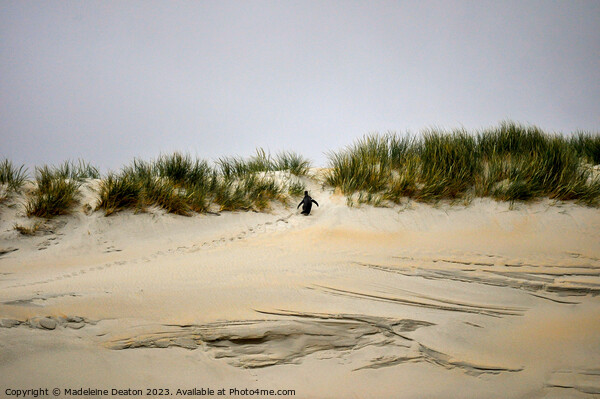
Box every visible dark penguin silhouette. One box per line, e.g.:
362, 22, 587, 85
297, 191, 319, 215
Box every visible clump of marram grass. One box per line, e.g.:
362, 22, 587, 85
287, 179, 306, 197
325, 135, 393, 195
216, 148, 273, 180
242, 174, 287, 209
326, 121, 600, 206
475, 128, 600, 204
211, 174, 287, 212
0, 159, 28, 192
273, 151, 312, 176
96, 173, 144, 215
26, 166, 81, 217
54, 159, 100, 181
11, 160, 98, 217
416, 130, 478, 200
570, 132, 600, 164
95, 150, 301, 216
97, 155, 203, 216
96, 170, 193, 216
144, 177, 191, 216
155, 153, 213, 187
217, 148, 312, 179
121, 159, 155, 182
216, 156, 250, 180
212, 179, 252, 212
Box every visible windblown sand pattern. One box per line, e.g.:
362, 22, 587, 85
1, 176, 599, 398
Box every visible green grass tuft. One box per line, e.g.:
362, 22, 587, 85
273, 151, 312, 176
55, 159, 100, 181
217, 148, 312, 179
0, 159, 28, 192
96, 173, 144, 215
287, 179, 306, 197
95, 150, 300, 216
144, 177, 191, 216
26, 166, 80, 217
326, 122, 600, 206
570, 132, 600, 164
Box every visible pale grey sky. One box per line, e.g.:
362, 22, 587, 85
1, 0, 599, 171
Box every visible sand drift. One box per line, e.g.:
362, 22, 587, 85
1, 177, 600, 398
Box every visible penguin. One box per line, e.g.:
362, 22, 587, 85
297, 191, 319, 215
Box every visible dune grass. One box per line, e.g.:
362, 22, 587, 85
17, 160, 101, 218
326, 122, 600, 206
10, 122, 599, 217
96, 173, 145, 215
287, 178, 306, 197
273, 151, 312, 176
53, 159, 100, 181
570, 132, 600, 164
0, 159, 28, 192
211, 174, 284, 212
96, 155, 220, 216
5, 150, 308, 217
26, 165, 81, 217
95, 150, 305, 216
217, 148, 312, 179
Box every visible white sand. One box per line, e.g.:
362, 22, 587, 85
1, 175, 600, 398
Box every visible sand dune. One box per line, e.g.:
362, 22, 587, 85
1, 175, 599, 398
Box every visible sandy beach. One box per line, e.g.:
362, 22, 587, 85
1, 175, 599, 398
3, 1, 600, 397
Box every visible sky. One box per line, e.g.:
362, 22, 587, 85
1, 0, 599, 171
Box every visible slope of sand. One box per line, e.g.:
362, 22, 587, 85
1, 175, 600, 398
